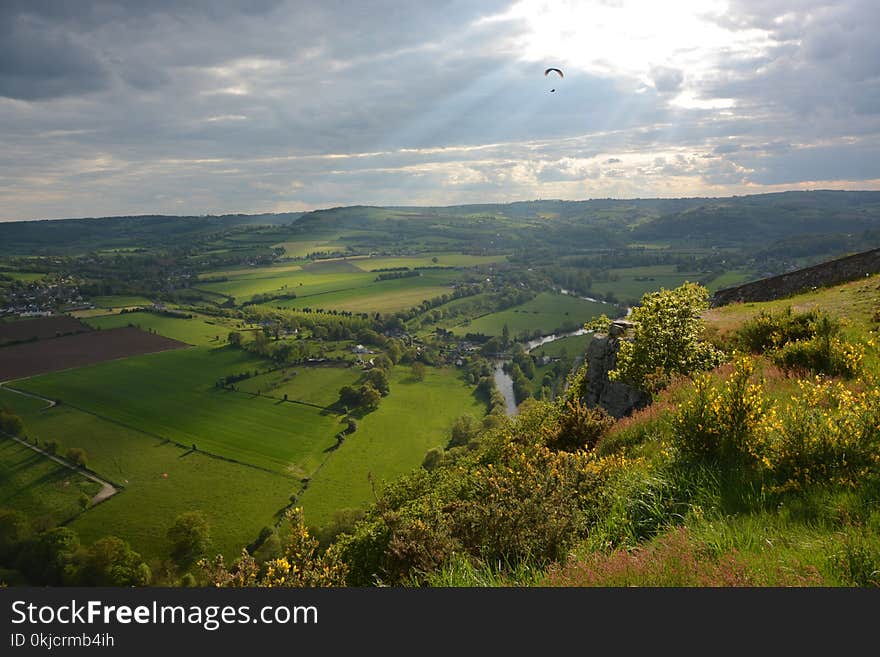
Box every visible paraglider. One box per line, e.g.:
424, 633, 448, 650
545, 67, 563, 92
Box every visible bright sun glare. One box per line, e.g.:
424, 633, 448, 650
490, 0, 775, 108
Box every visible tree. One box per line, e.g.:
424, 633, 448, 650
0, 411, 24, 436
411, 361, 427, 381
372, 354, 393, 372
338, 385, 361, 410
168, 511, 212, 570
449, 414, 480, 447
610, 282, 724, 394
77, 536, 151, 586
363, 369, 390, 396
501, 323, 511, 349
422, 446, 445, 471
0, 508, 29, 561
387, 340, 403, 364
227, 331, 242, 347
65, 447, 87, 468
358, 383, 382, 412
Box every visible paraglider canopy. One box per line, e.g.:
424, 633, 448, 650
545, 67, 563, 92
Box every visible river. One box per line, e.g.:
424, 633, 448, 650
492, 327, 592, 417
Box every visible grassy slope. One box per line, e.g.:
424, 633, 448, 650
15, 405, 294, 561
298, 365, 486, 528
539, 274, 880, 586
14, 347, 342, 475
0, 436, 100, 531
236, 365, 362, 407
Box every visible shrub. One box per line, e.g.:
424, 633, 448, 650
764, 378, 880, 492
611, 282, 724, 394
669, 356, 771, 469
199, 508, 347, 587
734, 307, 819, 353
542, 398, 614, 453
65, 448, 87, 468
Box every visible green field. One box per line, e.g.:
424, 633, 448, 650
196, 252, 495, 303
298, 365, 486, 528
351, 253, 508, 271
704, 269, 754, 292
276, 271, 456, 313
273, 240, 347, 258
587, 265, 705, 303
86, 311, 234, 347
236, 365, 362, 407
2, 272, 47, 282
14, 347, 343, 476
529, 332, 592, 359
0, 436, 100, 532
13, 406, 294, 560
91, 295, 155, 308
451, 293, 610, 339
0, 387, 51, 415
197, 265, 375, 301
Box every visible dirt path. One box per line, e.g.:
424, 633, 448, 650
5, 432, 119, 505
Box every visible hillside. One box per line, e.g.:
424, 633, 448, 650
259, 273, 879, 588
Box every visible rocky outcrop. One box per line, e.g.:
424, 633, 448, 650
582, 320, 650, 419
711, 247, 880, 307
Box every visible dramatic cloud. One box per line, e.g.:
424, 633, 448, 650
1, 0, 879, 220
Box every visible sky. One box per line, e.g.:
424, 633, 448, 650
2, 0, 880, 221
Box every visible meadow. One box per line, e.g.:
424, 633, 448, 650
14, 405, 295, 561
14, 347, 344, 476
586, 265, 705, 303
0, 436, 100, 532
195, 252, 492, 304
86, 311, 236, 347
451, 293, 610, 338
276, 270, 457, 313
297, 365, 486, 528
236, 364, 362, 407
91, 295, 155, 309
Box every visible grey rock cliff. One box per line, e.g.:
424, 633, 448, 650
582, 320, 650, 419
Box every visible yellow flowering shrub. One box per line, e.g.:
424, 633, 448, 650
199, 507, 347, 587
764, 378, 880, 492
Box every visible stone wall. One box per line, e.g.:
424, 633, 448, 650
582, 321, 650, 419
711, 248, 880, 307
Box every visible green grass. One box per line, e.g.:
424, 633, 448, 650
352, 253, 508, 271
85, 311, 235, 347
588, 265, 705, 304
236, 365, 362, 407
272, 240, 347, 258
451, 293, 610, 339
196, 252, 497, 302
91, 295, 154, 308
15, 347, 343, 476
529, 333, 592, 358
2, 272, 47, 282
298, 366, 486, 528
276, 271, 456, 313
197, 266, 375, 302
0, 387, 52, 415
14, 406, 294, 561
0, 436, 100, 532
704, 269, 754, 293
